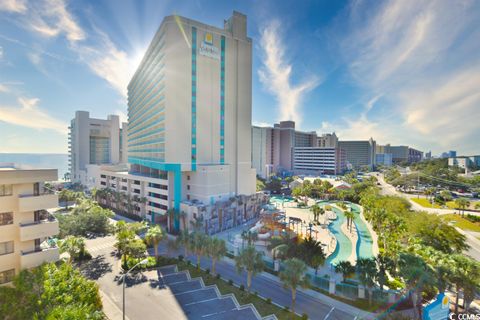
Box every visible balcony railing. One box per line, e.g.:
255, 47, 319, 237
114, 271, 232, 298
18, 193, 58, 212
20, 246, 59, 269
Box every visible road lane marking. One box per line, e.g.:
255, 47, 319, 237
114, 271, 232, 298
324, 307, 335, 320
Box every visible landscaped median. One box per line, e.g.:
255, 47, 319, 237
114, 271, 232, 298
441, 214, 480, 232
155, 256, 303, 320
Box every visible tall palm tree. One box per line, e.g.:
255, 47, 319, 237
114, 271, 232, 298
450, 254, 480, 314
279, 258, 309, 314
376, 254, 394, 291
241, 230, 258, 247
344, 209, 355, 233
318, 207, 326, 225
356, 257, 378, 306
145, 225, 165, 259
190, 215, 204, 233
176, 231, 191, 257
399, 253, 434, 319
207, 237, 227, 275
455, 197, 470, 217
335, 260, 355, 282
310, 204, 320, 222
192, 232, 209, 267
179, 211, 188, 231
235, 245, 264, 292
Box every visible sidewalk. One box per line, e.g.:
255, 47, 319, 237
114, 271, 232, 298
100, 289, 129, 320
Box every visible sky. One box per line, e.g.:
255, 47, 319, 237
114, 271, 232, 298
0, 0, 479, 156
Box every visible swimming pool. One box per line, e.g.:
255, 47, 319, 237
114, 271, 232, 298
326, 206, 352, 265
270, 196, 295, 203
325, 202, 374, 265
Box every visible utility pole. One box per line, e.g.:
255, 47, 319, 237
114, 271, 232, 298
417, 171, 420, 199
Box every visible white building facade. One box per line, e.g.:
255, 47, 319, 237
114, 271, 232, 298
90, 12, 258, 232
69, 111, 126, 185
292, 147, 346, 175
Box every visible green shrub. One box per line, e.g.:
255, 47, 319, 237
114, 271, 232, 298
216, 273, 221, 279
254, 291, 258, 297
301, 313, 308, 320
266, 298, 271, 304
205, 268, 210, 275
283, 306, 290, 312
228, 279, 233, 286
239, 284, 245, 291
178, 255, 184, 261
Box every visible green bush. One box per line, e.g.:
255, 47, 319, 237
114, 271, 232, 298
205, 268, 210, 275
266, 298, 271, 304
123, 256, 156, 271
216, 273, 221, 279
301, 313, 308, 320
283, 306, 290, 312
228, 279, 233, 286
239, 284, 245, 291
178, 255, 184, 261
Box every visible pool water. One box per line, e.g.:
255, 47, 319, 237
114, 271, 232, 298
325, 202, 374, 266
326, 206, 352, 265
270, 196, 295, 203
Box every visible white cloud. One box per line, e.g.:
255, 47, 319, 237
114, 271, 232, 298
258, 20, 320, 127
333, 0, 480, 154
0, 97, 67, 134
0, 84, 9, 93
252, 121, 272, 128
0, 0, 26, 13
114, 109, 128, 124
3, 0, 132, 97
26, 0, 85, 42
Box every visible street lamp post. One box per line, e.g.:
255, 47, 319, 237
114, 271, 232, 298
122, 258, 149, 320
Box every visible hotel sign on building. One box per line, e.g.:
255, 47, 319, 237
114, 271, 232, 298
199, 32, 220, 60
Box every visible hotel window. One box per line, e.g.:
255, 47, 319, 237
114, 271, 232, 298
0, 269, 15, 285
0, 212, 13, 226
0, 185, 13, 197
187, 185, 190, 190
0, 241, 14, 256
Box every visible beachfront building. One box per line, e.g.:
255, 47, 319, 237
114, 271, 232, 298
0, 163, 59, 285
88, 12, 260, 232
68, 111, 127, 185
376, 144, 423, 164
252, 121, 320, 177
292, 147, 346, 175
338, 139, 376, 170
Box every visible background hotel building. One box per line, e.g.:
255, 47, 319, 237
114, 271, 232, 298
91, 12, 257, 231
0, 163, 59, 285
69, 111, 127, 185
338, 139, 377, 170
252, 122, 345, 177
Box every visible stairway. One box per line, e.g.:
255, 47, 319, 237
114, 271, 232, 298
158, 265, 277, 320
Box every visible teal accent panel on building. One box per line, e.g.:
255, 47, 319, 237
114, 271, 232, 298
191, 26, 197, 171
128, 157, 182, 231
220, 35, 225, 164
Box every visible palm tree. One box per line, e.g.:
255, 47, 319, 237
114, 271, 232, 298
399, 253, 434, 319
376, 254, 394, 291
192, 232, 209, 267
59, 189, 72, 210
344, 209, 355, 233
207, 237, 227, 275
179, 211, 188, 231
450, 254, 480, 314
356, 257, 378, 306
241, 230, 258, 247
176, 231, 191, 257
455, 197, 470, 217
424, 187, 436, 204
235, 245, 264, 292
279, 258, 309, 314
310, 204, 320, 222
190, 215, 204, 233
145, 225, 165, 259
311, 255, 325, 276
59, 236, 87, 262
318, 207, 326, 225
335, 260, 355, 282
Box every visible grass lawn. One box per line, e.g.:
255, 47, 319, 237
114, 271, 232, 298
157, 257, 301, 320
441, 214, 480, 232
411, 198, 442, 208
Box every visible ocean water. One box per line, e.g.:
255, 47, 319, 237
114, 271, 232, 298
0, 153, 69, 181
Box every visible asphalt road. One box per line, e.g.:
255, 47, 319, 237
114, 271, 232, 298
82, 235, 372, 320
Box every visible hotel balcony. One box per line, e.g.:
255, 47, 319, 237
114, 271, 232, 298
18, 193, 58, 212
19, 217, 59, 241
20, 247, 59, 269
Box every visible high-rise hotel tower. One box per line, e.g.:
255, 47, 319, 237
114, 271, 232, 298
124, 12, 256, 229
